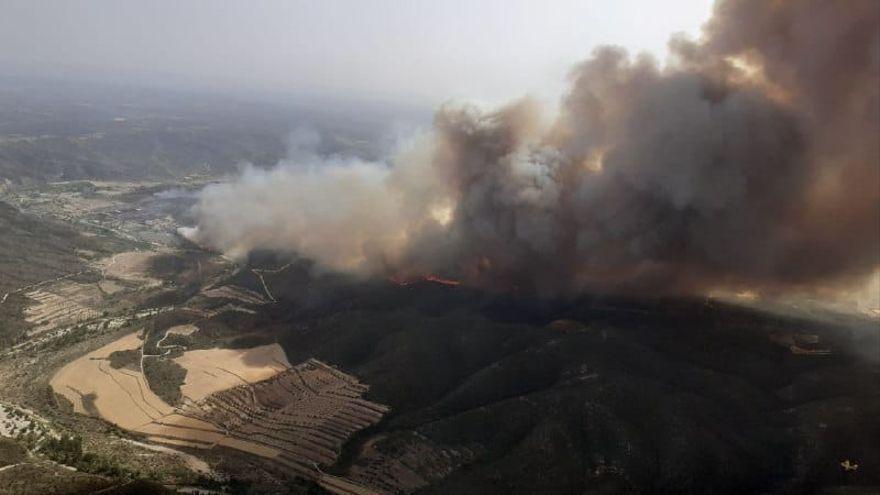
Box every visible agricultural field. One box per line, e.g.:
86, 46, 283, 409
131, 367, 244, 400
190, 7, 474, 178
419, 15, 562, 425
0, 85, 435, 493
0, 177, 400, 492
50, 329, 389, 493
0, 179, 278, 491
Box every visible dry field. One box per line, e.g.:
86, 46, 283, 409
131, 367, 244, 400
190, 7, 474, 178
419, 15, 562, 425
50, 332, 390, 494
97, 279, 125, 295
87, 181, 161, 196
51, 332, 169, 429
173, 344, 287, 401
24, 282, 102, 335
98, 251, 162, 288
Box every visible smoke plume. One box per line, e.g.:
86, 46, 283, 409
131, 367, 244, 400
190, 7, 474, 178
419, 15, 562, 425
186, 0, 880, 297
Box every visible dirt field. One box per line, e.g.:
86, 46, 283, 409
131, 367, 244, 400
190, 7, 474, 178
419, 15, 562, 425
49, 331, 389, 493
164, 324, 199, 337
174, 358, 390, 477
51, 332, 284, 459
97, 279, 125, 295
173, 344, 289, 401
98, 251, 162, 288
20, 249, 170, 336
50, 332, 172, 428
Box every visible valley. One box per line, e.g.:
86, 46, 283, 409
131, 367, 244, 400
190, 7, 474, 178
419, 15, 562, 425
0, 178, 392, 494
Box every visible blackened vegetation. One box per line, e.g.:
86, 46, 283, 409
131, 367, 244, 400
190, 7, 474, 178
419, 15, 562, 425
218, 256, 880, 494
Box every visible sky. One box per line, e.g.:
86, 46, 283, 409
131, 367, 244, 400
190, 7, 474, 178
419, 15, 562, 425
0, 0, 714, 105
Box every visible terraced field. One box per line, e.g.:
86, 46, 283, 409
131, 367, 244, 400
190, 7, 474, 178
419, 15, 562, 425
24, 282, 102, 335
180, 359, 389, 478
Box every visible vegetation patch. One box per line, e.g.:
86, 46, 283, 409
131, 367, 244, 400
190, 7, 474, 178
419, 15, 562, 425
81, 393, 100, 417
142, 358, 187, 406
0, 437, 27, 467
108, 349, 140, 371
0, 462, 113, 494
42, 433, 136, 479
0, 293, 30, 349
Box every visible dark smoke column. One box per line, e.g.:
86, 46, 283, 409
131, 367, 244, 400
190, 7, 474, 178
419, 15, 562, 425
190, 0, 880, 299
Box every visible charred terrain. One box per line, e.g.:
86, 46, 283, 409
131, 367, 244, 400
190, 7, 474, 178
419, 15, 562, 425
224, 256, 880, 494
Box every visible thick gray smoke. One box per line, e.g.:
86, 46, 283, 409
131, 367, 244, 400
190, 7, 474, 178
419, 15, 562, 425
186, 0, 880, 298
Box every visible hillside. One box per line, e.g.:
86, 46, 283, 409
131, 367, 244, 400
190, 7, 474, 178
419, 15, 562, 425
217, 259, 880, 494
0, 201, 94, 294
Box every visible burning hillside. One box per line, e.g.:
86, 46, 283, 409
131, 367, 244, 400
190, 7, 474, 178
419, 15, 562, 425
184, 0, 879, 299
390, 274, 462, 287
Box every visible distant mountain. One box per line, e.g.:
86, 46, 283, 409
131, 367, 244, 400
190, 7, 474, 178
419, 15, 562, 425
0, 81, 428, 183
0, 126, 285, 183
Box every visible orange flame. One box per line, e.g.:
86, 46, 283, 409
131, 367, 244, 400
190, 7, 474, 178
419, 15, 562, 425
388, 274, 461, 287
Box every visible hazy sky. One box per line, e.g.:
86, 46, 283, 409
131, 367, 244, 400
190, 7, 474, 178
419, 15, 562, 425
1, 0, 714, 105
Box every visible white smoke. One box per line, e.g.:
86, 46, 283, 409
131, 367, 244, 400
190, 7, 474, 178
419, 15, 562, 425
183, 129, 453, 276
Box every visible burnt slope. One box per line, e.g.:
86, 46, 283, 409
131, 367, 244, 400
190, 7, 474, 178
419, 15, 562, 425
219, 261, 880, 495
